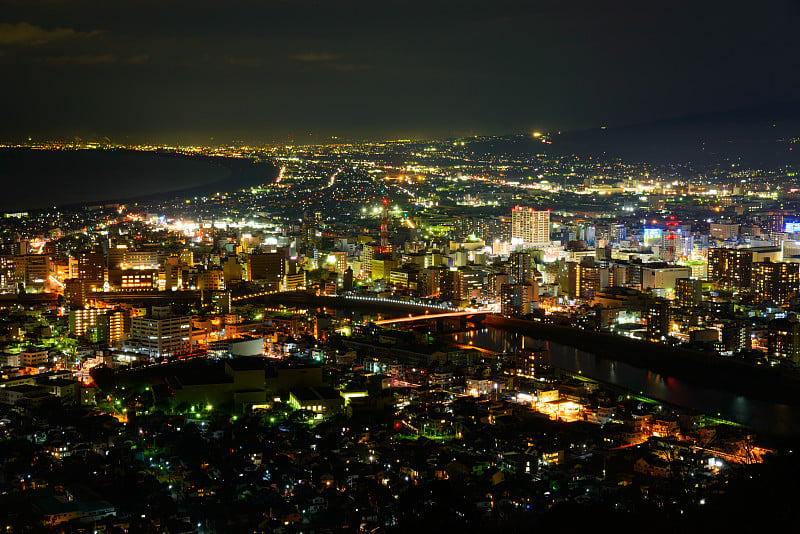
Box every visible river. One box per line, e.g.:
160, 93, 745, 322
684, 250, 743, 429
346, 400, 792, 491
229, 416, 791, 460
451, 327, 800, 436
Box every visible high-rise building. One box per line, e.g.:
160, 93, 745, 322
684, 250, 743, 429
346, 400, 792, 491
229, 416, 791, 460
440, 269, 465, 302
197, 269, 225, 291
326, 251, 348, 274
641, 265, 692, 294
609, 263, 628, 287
752, 259, 799, 305
767, 213, 784, 234
342, 267, 354, 291
285, 271, 307, 291
130, 307, 191, 358
514, 348, 548, 380
418, 267, 444, 298
500, 283, 536, 317
370, 258, 398, 282
73, 252, 105, 285
211, 291, 232, 314
767, 317, 800, 363
710, 223, 740, 241
509, 252, 532, 284
120, 269, 157, 291
568, 259, 608, 300
361, 244, 384, 277
163, 260, 182, 291
107, 246, 126, 271
97, 310, 128, 344
302, 210, 323, 249
648, 195, 666, 211
69, 308, 103, 337
511, 206, 550, 247
222, 256, 243, 284
707, 248, 752, 290
0, 255, 19, 292
646, 299, 670, 342
69, 308, 127, 343
610, 224, 627, 243
180, 249, 194, 266
64, 278, 90, 308
121, 250, 159, 270
19, 255, 51, 292
675, 278, 703, 307
721, 320, 751, 352
247, 252, 285, 290
578, 264, 607, 300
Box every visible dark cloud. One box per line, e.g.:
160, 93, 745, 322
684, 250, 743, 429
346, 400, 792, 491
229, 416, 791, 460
0, 21, 98, 46
290, 53, 342, 62
225, 56, 260, 67
328, 63, 372, 72
0, 0, 798, 143
35, 53, 116, 64
125, 54, 149, 64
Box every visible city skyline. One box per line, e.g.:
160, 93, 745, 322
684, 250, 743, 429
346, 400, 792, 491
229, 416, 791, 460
2, 1, 800, 531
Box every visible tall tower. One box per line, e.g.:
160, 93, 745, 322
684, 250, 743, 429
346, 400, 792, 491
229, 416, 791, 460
380, 198, 389, 253
663, 221, 679, 263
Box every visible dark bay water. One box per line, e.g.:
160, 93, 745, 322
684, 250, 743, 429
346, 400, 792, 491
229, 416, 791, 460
452, 327, 800, 436
0, 148, 276, 211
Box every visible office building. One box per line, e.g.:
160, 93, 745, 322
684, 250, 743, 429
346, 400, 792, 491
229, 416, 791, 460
247, 252, 285, 290
120, 269, 157, 291
710, 223, 740, 240
641, 265, 692, 294
130, 307, 191, 358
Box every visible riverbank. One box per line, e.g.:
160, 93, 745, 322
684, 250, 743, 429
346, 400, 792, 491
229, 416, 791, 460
485, 315, 800, 407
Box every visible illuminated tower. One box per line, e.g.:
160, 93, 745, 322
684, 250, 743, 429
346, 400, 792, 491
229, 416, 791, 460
663, 221, 679, 262
380, 198, 389, 253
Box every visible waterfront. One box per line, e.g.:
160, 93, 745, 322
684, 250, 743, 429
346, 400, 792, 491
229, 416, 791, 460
452, 327, 800, 436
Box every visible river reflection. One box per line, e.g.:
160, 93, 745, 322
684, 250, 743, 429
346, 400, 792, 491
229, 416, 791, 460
452, 327, 800, 436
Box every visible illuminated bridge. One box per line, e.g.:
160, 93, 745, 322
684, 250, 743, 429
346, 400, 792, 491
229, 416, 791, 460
372, 310, 493, 325
234, 290, 458, 314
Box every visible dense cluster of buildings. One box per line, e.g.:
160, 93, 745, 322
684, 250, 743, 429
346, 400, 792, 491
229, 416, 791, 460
0, 137, 799, 529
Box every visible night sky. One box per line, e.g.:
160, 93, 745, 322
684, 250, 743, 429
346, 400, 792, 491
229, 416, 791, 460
2, 0, 798, 144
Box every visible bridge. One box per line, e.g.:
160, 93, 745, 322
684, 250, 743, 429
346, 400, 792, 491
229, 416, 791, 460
373, 310, 493, 325
231, 290, 276, 303
234, 290, 457, 314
